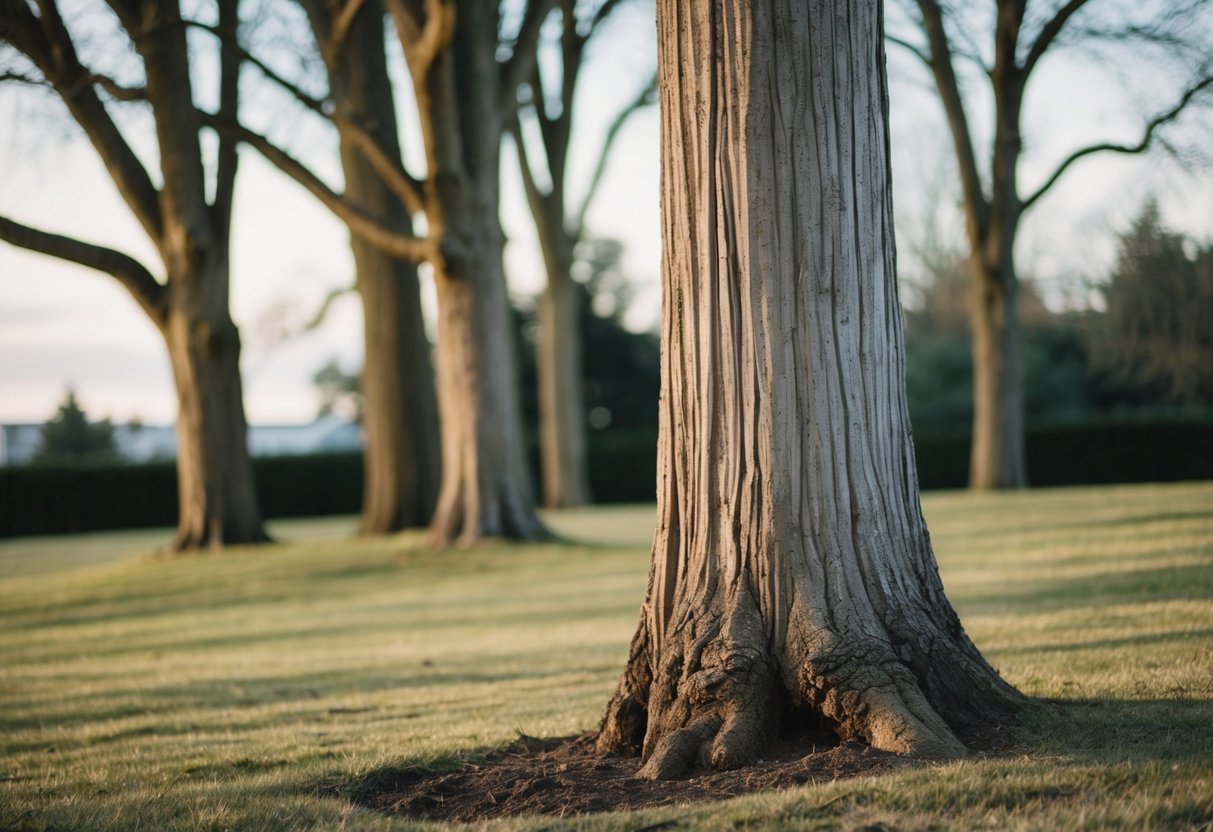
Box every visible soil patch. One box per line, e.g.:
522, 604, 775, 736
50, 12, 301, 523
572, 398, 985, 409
354, 732, 909, 823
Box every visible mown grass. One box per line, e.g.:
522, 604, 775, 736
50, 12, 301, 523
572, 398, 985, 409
1, 483, 1211, 831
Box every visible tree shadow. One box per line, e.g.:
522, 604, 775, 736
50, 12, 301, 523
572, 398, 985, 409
1020, 696, 1213, 765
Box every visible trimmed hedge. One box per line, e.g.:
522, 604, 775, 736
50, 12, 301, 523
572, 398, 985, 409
2, 419, 1210, 537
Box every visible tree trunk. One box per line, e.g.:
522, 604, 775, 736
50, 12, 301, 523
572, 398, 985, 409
419, 2, 547, 546
968, 255, 1026, 489
536, 233, 592, 508
327, 5, 442, 533
164, 272, 268, 550
595, 0, 1021, 779
428, 201, 547, 544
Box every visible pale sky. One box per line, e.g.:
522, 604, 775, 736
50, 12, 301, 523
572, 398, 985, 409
0, 3, 1209, 426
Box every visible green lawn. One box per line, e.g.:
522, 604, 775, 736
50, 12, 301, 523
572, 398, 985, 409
2, 483, 1212, 831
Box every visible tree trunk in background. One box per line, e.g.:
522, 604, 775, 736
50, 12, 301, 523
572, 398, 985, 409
139, 0, 267, 549
327, 5, 441, 533
427, 177, 547, 544
164, 271, 268, 549
967, 40, 1027, 490
595, 0, 1021, 779
968, 254, 1026, 489
417, 2, 547, 544
535, 225, 591, 508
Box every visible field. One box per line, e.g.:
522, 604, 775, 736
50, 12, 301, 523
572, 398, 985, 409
2, 482, 1212, 830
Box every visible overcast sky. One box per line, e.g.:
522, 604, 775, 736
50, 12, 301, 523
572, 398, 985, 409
1, 2, 1210, 426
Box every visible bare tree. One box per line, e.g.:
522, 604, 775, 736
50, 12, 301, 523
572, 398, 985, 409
300, 0, 441, 534
0, 0, 268, 550
206, 0, 553, 544
888, 0, 1213, 488
511, 0, 655, 508
595, 0, 1021, 779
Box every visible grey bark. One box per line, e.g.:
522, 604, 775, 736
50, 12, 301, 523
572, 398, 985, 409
596, 0, 1021, 779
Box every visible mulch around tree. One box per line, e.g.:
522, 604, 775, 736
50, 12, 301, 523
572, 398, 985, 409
352, 732, 912, 823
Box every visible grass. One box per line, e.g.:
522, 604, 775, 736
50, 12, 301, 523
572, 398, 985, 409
1, 483, 1211, 830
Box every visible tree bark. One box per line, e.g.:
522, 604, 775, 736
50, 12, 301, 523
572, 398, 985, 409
164, 272, 268, 549
427, 176, 547, 544
323, 3, 442, 533
535, 224, 591, 508
596, 0, 1021, 779
388, 0, 547, 545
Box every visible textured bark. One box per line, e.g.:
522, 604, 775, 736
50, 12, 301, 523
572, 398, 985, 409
596, 0, 1021, 779
322, 3, 441, 533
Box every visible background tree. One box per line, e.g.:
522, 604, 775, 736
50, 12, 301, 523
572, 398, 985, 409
212, 0, 552, 544
595, 0, 1021, 779
299, 0, 441, 534
887, 0, 1213, 489
31, 390, 119, 466
512, 0, 655, 508
1089, 199, 1213, 406
0, 0, 268, 549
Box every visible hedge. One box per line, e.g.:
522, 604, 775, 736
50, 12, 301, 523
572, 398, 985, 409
2, 419, 1210, 537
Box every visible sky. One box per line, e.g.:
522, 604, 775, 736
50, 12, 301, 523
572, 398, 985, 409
0, 1, 1210, 427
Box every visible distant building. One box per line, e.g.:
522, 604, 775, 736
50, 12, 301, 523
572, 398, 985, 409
0, 415, 362, 466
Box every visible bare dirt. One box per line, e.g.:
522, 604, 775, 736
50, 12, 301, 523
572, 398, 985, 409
353, 732, 912, 824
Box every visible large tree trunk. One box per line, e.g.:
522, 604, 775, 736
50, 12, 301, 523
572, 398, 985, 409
596, 0, 1021, 779
164, 271, 267, 550
327, 5, 441, 533
536, 231, 592, 508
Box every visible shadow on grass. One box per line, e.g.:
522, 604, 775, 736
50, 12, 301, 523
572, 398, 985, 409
1021, 696, 1213, 764
962, 560, 1213, 615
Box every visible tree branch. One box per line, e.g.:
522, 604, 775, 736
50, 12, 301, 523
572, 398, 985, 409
0, 214, 167, 326
886, 33, 933, 69
574, 71, 655, 234
388, 0, 456, 77
186, 17, 425, 216
1022, 74, 1213, 211
1, 0, 163, 241
499, 0, 556, 114
1022, 0, 1092, 77
915, 0, 989, 238
202, 113, 435, 262
211, 0, 241, 238
329, 0, 369, 56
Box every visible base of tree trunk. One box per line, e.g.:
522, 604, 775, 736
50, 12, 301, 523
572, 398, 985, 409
167, 524, 272, 553
597, 577, 1021, 780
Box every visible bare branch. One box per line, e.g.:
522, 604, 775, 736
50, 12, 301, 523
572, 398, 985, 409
1022, 0, 1092, 76
587, 0, 625, 36
511, 108, 551, 224
329, 0, 369, 54
500, 0, 556, 113
388, 0, 456, 77
186, 17, 425, 216
1022, 74, 1213, 211
574, 72, 655, 234
1, 0, 163, 240
0, 214, 167, 326
211, 0, 241, 238
915, 0, 988, 236
202, 112, 435, 262
886, 33, 933, 69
